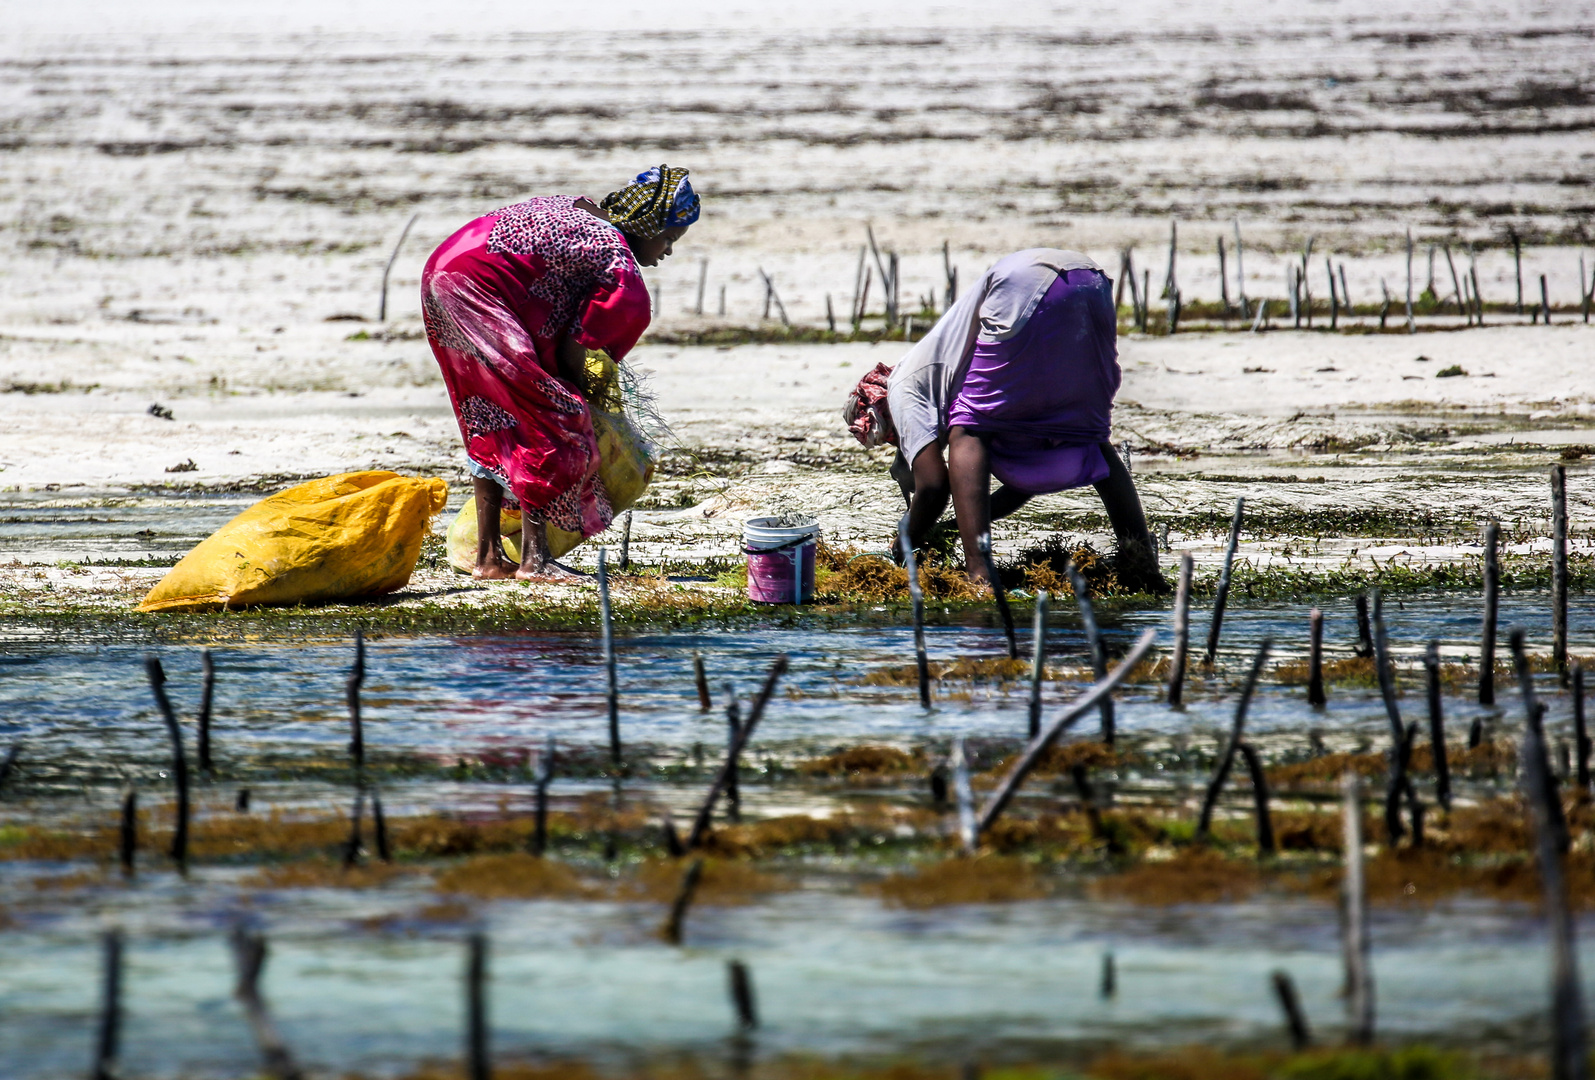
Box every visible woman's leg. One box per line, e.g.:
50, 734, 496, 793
948, 426, 995, 583
472, 477, 516, 579
515, 515, 584, 582
1092, 441, 1169, 593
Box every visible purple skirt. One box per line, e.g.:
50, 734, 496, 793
946, 267, 1119, 494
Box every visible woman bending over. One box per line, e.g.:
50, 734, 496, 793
422, 165, 696, 580
844, 248, 1166, 593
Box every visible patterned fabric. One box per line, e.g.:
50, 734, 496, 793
841, 362, 897, 448
421, 197, 653, 537
600, 165, 700, 239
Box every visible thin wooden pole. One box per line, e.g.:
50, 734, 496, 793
900, 515, 931, 709
1355, 594, 1373, 657
1425, 640, 1451, 812
1576, 663, 1591, 792
119, 785, 136, 878
93, 929, 123, 1080
618, 511, 633, 572
727, 960, 758, 1030
1513, 628, 1570, 852
378, 212, 418, 323
1308, 607, 1326, 707
686, 657, 787, 850
1238, 742, 1275, 856
693, 652, 711, 712
1196, 639, 1271, 838
1204, 497, 1245, 665
1405, 228, 1416, 333
952, 736, 976, 855
347, 630, 365, 770
1272, 970, 1312, 1050
144, 656, 189, 874
724, 683, 742, 824
1233, 219, 1248, 315
1067, 562, 1114, 745
696, 257, 708, 316
1553, 466, 1569, 677
598, 549, 621, 768
975, 630, 1157, 837
231, 927, 304, 1080
1327, 256, 1339, 330
531, 734, 553, 856
1516, 633, 1588, 1080
1371, 591, 1407, 846
1339, 263, 1352, 317
1513, 231, 1524, 314
1542, 274, 1553, 326
1481, 521, 1500, 706
662, 858, 704, 944
197, 648, 215, 774
1444, 245, 1465, 318
466, 933, 489, 1080
1342, 771, 1374, 1045
977, 531, 1017, 659
1168, 553, 1193, 707
1028, 592, 1049, 740
1218, 235, 1230, 316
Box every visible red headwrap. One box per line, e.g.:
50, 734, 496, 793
842, 362, 897, 448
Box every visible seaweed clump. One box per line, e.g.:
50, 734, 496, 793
873, 855, 1047, 908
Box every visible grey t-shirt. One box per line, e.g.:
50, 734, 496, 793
886, 248, 1103, 466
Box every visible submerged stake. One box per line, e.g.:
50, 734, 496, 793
686, 656, 787, 850
119, 786, 136, 878
1512, 628, 1570, 854
1425, 640, 1451, 812
231, 926, 304, 1080
693, 653, 711, 712
727, 960, 759, 1030
1028, 591, 1049, 740
1066, 561, 1114, 745
1196, 639, 1270, 838
144, 656, 189, 874
1238, 742, 1275, 856
977, 531, 1017, 660
618, 511, 633, 572
1575, 665, 1591, 792
1354, 594, 1374, 659
531, 735, 554, 857
899, 516, 931, 708
197, 648, 215, 774
1307, 608, 1326, 707
1553, 467, 1570, 677
724, 683, 742, 824
1481, 522, 1500, 706
598, 549, 622, 768
1100, 951, 1116, 999
1341, 771, 1374, 1045
1271, 970, 1312, 1050
92, 929, 123, 1080
663, 858, 705, 945
1204, 498, 1244, 665
1371, 591, 1408, 847
951, 737, 977, 854
1168, 553, 1193, 708
466, 933, 490, 1080
348, 631, 365, 770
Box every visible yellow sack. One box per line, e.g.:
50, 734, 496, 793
138, 471, 449, 612
446, 408, 654, 572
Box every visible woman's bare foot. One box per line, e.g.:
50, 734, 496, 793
514, 558, 585, 583
473, 555, 519, 580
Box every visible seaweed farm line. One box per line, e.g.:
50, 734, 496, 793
0, 590, 1594, 1075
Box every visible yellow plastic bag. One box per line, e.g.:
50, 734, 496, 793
138, 471, 449, 612
446, 408, 654, 572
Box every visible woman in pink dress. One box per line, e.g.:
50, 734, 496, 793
421, 166, 698, 580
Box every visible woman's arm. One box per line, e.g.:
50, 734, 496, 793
894, 443, 950, 558
553, 333, 589, 396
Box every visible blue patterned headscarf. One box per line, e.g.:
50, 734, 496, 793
600, 165, 700, 239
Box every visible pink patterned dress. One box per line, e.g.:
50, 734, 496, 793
421, 196, 651, 536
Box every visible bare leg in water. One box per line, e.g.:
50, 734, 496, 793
904, 429, 1164, 591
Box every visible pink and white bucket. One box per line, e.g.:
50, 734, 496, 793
743, 515, 820, 604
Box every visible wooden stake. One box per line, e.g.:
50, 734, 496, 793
1218, 235, 1230, 315
1371, 591, 1408, 846
1168, 553, 1193, 708
1512, 230, 1524, 314
1028, 591, 1049, 740
372, 790, 390, 863
119, 785, 136, 878
1553, 466, 1569, 677
531, 734, 553, 856
1196, 640, 1271, 838
348, 630, 365, 771
598, 549, 621, 768
686, 656, 787, 850
1339, 263, 1352, 317
93, 929, 123, 1080
231, 926, 304, 1080
1066, 562, 1114, 745
825, 293, 836, 333
727, 960, 758, 1030
1542, 273, 1552, 326
1238, 742, 1275, 855
1481, 521, 1500, 706
377, 212, 418, 323
977, 532, 1017, 660
1204, 497, 1244, 665
1354, 593, 1374, 658
1326, 256, 1339, 330
1308, 607, 1326, 707
466, 932, 490, 1080
1100, 951, 1116, 999
1471, 260, 1485, 326
1444, 245, 1465, 318
900, 515, 931, 709
850, 247, 866, 332
724, 683, 742, 823
662, 858, 704, 944
618, 511, 633, 572
1272, 970, 1312, 1050
696, 257, 708, 316
1405, 228, 1416, 333
197, 647, 215, 774
693, 653, 712, 712
343, 788, 364, 868
1341, 771, 1374, 1045
1425, 640, 1451, 812
1233, 218, 1248, 315
0, 742, 17, 794
952, 737, 976, 854
144, 656, 189, 874
1576, 664, 1591, 792
975, 630, 1157, 837
1516, 635, 1588, 1080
